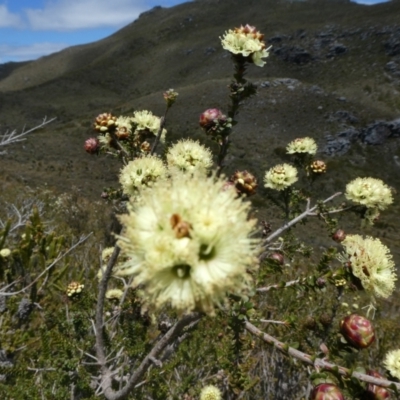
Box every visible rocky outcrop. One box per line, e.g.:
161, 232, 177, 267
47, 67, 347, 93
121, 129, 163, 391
323, 118, 400, 156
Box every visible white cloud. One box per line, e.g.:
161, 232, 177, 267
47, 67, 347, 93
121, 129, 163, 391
0, 42, 69, 63
24, 0, 151, 31
351, 0, 390, 4
0, 4, 23, 28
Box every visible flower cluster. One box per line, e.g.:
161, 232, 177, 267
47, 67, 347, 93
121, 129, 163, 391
117, 172, 259, 313
166, 139, 213, 174
345, 177, 393, 210
310, 160, 327, 174
341, 234, 397, 298
384, 349, 400, 380
132, 110, 165, 137
220, 25, 271, 67
119, 155, 167, 196
286, 137, 317, 155
67, 282, 84, 297
264, 163, 298, 191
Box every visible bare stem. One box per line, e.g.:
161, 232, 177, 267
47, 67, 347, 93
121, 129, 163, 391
245, 321, 400, 391
260, 192, 342, 258
256, 279, 301, 293
0, 117, 56, 149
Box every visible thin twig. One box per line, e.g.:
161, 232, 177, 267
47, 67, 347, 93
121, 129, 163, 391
257, 279, 301, 293
0, 233, 92, 296
245, 321, 400, 391
260, 193, 342, 260
0, 117, 56, 148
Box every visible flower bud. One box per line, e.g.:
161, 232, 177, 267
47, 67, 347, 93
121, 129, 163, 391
310, 160, 327, 174
340, 314, 375, 349
365, 370, 391, 400
310, 383, 344, 400
332, 229, 346, 243
199, 108, 227, 131
230, 170, 258, 196
163, 88, 178, 107
269, 252, 284, 265
94, 113, 117, 132
316, 277, 326, 288
67, 281, 85, 297
84, 138, 100, 154
319, 313, 333, 327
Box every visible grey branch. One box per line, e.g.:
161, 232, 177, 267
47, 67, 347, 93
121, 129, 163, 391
245, 320, 400, 391
0, 117, 56, 150
0, 233, 92, 296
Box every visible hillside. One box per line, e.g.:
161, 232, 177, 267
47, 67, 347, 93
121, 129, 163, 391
0, 0, 400, 252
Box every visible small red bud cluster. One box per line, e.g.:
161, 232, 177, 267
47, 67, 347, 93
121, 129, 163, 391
84, 138, 100, 155
199, 108, 230, 136
332, 229, 346, 243
310, 383, 344, 400
340, 314, 375, 349
229, 170, 258, 196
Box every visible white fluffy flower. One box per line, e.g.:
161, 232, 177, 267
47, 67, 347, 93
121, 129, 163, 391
132, 110, 167, 141
117, 173, 259, 313
383, 349, 400, 380
264, 163, 298, 191
119, 156, 167, 196
166, 139, 213, 174
341, 234, 397, 298
345, 177, 393, 210
200, 385, 222, 400
0, 248, 11, 258
286, 137, 317, 155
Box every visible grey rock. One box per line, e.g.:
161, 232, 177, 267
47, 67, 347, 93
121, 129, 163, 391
361, 121, 392, 145
273, 45, 312, 64
327, 42, 347, 58
329, 110, 359, 124
0, 296, 6, 313
323, 135, 352, 156
16, 298, 33, 321
384, 29, 400, 56
204, 47, 215, 55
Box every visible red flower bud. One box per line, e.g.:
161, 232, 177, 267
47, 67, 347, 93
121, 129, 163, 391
230, 170, 258, 196
332, 229, 346, 243
365, 370, 391, 400
84, 138, 100, 154
269, 252, 284, 265
340, 314, 375, 349
199, 108, 227, 131
310, 383, 344, 400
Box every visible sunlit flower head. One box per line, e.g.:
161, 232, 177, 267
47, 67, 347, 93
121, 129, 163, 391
132, 110, 166, 140
105, 289, 124, 300
200, 385, 222, 400
220, 25, 271, 67
115, 116, 133, 140
345, 177, 393, 210
341, 234, 397, 298
117, 173, 259, 314
383, 349, 400, 380
286, 137, 317, 155
0, 248, 11, 258
264, 163, 298, 191
166, 139, 213, 174
119, 156, 167, 197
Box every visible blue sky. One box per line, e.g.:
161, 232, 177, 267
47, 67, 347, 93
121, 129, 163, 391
0, 0, 391, 64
